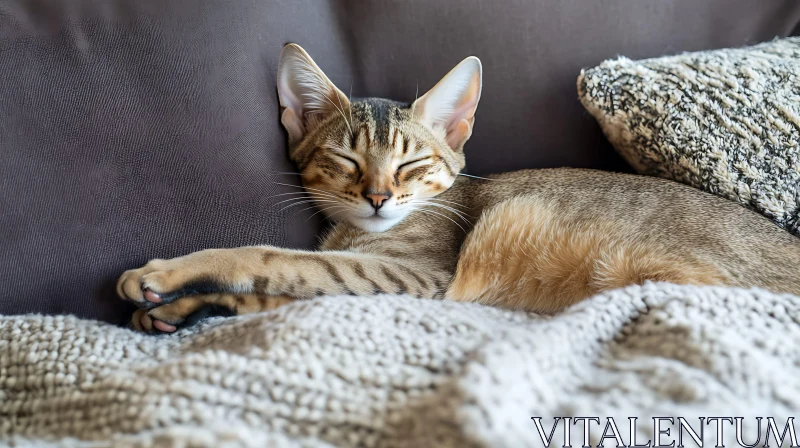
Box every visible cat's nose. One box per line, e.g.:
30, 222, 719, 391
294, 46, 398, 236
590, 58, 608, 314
363, 191, 392, 210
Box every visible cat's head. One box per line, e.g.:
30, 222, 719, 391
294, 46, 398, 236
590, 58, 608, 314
277, 43, 482, 232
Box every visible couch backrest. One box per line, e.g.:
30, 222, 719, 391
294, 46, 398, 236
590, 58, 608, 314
1, 0, 799, 322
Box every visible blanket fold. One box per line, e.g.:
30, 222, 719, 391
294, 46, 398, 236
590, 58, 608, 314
1, 283, 799, 447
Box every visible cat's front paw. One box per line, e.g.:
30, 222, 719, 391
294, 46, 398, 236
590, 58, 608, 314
130, 297, 235, 333
130, 293, 295, 333
117, 258, 209, 306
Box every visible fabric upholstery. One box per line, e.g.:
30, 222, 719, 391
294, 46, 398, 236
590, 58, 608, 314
1, 0, 799, 322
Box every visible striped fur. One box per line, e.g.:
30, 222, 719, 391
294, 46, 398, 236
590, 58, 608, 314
118, 44, 800, 332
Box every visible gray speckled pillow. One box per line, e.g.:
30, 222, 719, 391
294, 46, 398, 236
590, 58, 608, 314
578, 37, 800, 236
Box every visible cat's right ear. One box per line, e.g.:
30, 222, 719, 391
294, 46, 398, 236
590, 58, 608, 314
277, 44, 350, 145
412, 56, 482, 152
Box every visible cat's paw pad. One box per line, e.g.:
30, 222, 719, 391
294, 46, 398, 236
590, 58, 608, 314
131, 296, 236, 334
132, 308, 177, 333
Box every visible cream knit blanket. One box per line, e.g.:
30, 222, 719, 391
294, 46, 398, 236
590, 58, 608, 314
2, 283, 799, 447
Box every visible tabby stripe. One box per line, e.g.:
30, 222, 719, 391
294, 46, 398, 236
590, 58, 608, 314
442, 161, 457, 178
383, 249, 409, 258
432, 155, 456, 178
353, 262, 383, 294
402, 136, 411, 155
397, 264, 429, 290
360, 126, 372, 149
253, 276, 270, 293
432, 278, 444, 299
315, 258, 345, 284
299, 145, 324, 171
262, 251, 278, 264
405, 165, 430, 181
380, 265, 408, 294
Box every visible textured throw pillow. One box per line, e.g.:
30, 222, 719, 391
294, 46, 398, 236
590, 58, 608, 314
578, 37, 800, 236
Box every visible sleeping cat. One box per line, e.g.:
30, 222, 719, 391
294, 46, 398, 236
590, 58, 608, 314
118, 43, 800, 332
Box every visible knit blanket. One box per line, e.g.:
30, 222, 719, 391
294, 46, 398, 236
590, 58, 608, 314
2, 283, 799, 447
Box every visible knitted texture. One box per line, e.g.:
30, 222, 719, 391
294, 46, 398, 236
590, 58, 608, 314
2, 283, 800, 447
578, 37, 800, 235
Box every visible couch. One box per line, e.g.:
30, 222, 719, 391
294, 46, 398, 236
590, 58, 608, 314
3, 2, 800, 445
1, 0, 799, 321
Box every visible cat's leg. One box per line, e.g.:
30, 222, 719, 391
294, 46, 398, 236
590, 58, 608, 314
118, 246, 447, 331
132, 293, 294, 333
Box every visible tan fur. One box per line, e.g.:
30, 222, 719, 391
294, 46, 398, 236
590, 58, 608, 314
117, 44, 800, 332
446, 197, 726, 312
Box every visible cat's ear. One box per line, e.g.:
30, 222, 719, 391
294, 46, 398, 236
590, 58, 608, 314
277, 43, 350, 144
412, 56, 482, 151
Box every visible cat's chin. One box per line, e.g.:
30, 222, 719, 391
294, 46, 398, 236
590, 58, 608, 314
347, 214, 406, 233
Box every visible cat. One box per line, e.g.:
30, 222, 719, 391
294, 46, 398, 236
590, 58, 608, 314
118, 43, 800, 332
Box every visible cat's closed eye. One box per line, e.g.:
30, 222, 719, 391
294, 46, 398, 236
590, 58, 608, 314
332, 154, 361, 172
397, 157, 432, 172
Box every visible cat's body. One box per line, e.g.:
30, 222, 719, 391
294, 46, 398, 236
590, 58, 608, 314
313, 167, 800, 309
117, 45, 800, 332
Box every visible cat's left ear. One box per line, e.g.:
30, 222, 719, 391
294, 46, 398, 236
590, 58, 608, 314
277, 43, 350, 145
412, 56, 482, 151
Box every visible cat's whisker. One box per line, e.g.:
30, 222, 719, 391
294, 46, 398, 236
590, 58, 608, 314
326, 94, 353, 136
265, 171, 304, 176
420, 202, 473, 223
294, 203, 340, 217
273, 191, 341, 205
321, 207, 350, 223
269, 191, 310, 196
275, 196, 340, 208
304, 192, 345, 203
411, 200, 472, 224
410, 198, 469, 214
302, 205, 330, 218
414, 208, 467, 234
348, 82, 354, 131
272, 182, 343, 199
272, 181, 309, 189
279, 199, 340, 213
307, 204, 349, 221
458, 173, 502, 181
411, 206, 467, 234
274, 196, 309, 207
424, 197, 470, 210
303, 191, 344, 201
411, 78, 419, 116
267, 191, 315, 199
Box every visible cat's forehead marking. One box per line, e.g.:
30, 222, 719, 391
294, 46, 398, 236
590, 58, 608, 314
353, 98, 410, 148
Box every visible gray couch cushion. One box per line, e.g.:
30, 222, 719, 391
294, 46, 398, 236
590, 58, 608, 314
340, 0, 800, 173
1, 0, 799, 323
0, 0, 353, 322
